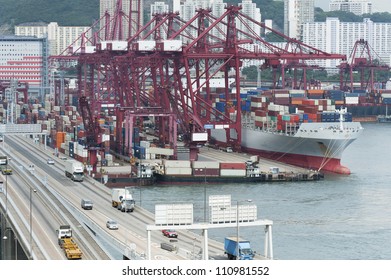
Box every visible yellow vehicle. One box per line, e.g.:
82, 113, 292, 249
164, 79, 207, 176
56, 225, 82, 260
1, 167, 12, 175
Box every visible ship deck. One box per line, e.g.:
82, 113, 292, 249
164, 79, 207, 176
198, 146, 315, 174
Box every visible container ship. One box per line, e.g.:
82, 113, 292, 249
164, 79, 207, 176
211, 89, 364, 175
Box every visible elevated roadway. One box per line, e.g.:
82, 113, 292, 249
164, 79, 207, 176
0, 135, 273, 260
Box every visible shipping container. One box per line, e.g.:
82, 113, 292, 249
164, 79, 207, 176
193, 168, 220, 176
163, 160, 191, 168
192, 161, 220, 169
165, 167, 193, 175
220, 169, 247, 177
219, 162, 246, 169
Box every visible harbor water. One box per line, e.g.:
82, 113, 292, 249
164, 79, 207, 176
137, 122, 391, 260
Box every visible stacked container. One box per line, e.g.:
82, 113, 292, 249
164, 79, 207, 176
219, 162, 246, 177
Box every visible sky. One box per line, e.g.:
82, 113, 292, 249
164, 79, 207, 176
314, 0, 391, 14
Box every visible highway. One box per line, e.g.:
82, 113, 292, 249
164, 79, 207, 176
1, 135, 257, 260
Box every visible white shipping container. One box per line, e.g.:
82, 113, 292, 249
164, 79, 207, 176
192, 132, 208, 142
136, 40, 156, 51
381, 93, 391, 98
155, 204, 193, 225
209, 204, 257, 223
192, 161, 220, 169
76, 143, 84, 152
289, 89, 306, 94
220, 169, 246, 177
163, 160, 191, 168
345, 97, 359, 104
102, 134, 110, 142
209, 206, 237, 223
251, 102, 263, 108
209, 195, 232, 207
101, 40, 128, 51
61, 116, 70, 123
149, 147, 174, 156
140, 140, 151, 148
82, 149, 88, 158
112, 41, 128, 51
274, 93, 289, 98
165, 167, 192, 175
162, 40, 182, 51
85, 46, 96, 53
65, 134, 72, 141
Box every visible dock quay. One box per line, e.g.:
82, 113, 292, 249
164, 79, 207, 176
95, 146, 323, 187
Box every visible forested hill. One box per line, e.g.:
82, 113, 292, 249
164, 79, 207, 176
0, 0, 100, 26
0, 0, 390, 35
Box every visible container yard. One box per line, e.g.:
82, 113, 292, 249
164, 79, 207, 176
2, 5, 390, 185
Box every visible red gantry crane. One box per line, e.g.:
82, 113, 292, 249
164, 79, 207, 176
50, 3, 349, 170
339, 39, 390, 92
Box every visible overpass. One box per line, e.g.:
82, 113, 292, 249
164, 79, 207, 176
0, 133, 273, 260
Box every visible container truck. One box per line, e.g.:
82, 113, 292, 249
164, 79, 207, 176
0, 155, 11, 174
111, 188, 135, 212
224, 237, 255, 260
56, 225, 82, 260
64, 160, 84, 182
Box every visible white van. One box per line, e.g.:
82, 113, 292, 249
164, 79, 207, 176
81, 199, 93, 210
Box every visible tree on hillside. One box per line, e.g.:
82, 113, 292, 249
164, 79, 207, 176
315, 9, 391, 23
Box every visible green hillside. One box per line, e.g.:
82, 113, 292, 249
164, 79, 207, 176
1, 0, 390, 35
0, 0, 100, 26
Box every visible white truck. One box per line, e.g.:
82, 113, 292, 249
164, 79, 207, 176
111, 188, 135, 212
64, 160, 84, 182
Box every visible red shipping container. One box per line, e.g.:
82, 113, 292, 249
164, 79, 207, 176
255, 109, 267, 117
254, 121, 264, 128
274, 97, 290, 105
219, 162, 246, 169
193, 168, 220, 176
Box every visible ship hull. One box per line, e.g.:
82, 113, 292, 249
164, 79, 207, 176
240, 146, 350, 174
212, 122, 363, 174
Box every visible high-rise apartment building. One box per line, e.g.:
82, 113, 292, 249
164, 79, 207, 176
151, 2, 169, 16
0, 36, 49, 94
302, 17, 391, 70
329, 0, 372, 15
100, 0, 143, 40
284, 0, 315, 40
15, 22, 91, 56
237, 0, 261, 40
179, 0, 261, 42
180, 0, 226, 43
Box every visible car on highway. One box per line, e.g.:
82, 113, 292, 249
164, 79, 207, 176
162, 229, 178, 238
47, 158, 55, 165
106, 220, 119, 230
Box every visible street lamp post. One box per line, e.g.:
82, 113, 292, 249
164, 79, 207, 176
236, 199, 252, 260
2, 228, 17, 260
29, 187, 37, 260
